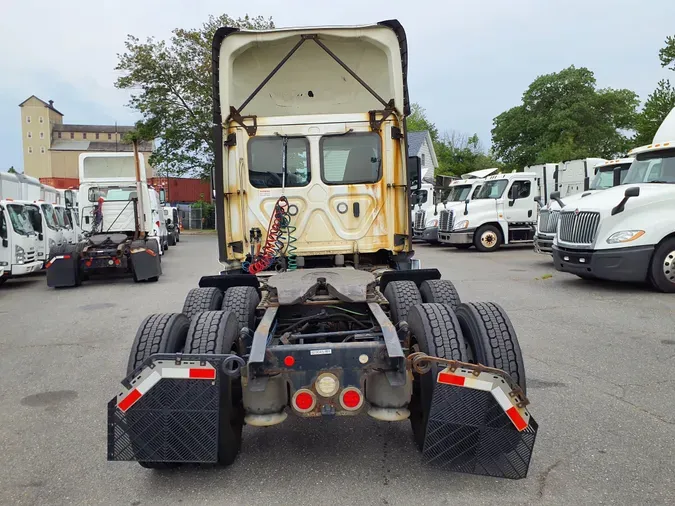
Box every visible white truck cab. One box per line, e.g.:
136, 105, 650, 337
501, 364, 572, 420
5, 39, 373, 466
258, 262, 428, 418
435, 178, 486, 243
0, 200, 42, 285
553, 108, 675, 291
411, 182, 434, 237
413, 169, 496, 243
148, 189, 169, 253
438, 172, 540, 251
534, 158, 633, 254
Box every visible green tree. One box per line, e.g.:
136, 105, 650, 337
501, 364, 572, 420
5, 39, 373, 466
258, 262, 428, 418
407, 103, 439, 141
634, 79, 675, 145
115, 14, 275, 180
491, 66, 639, 169
659, 35, 675, 71
7, 166, 18, 174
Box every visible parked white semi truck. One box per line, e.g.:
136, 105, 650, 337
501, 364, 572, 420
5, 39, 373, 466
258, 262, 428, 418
46, 152, 162, 287
438, 172, 541, 251
553, 109, 675, 291
413, 169, 496, 243
534, 158, 632, 254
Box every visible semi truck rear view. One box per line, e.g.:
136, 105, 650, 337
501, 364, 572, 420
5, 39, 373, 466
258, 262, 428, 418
46, 152, 162, 287
107, 20, 538, 479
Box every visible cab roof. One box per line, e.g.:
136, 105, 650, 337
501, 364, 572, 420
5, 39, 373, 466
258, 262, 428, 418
212, 20, 409, 121
628, 141, 674, 156
595, 157, 634, 167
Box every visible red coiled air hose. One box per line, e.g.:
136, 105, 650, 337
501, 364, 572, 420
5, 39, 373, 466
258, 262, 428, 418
248, 196, 289, 274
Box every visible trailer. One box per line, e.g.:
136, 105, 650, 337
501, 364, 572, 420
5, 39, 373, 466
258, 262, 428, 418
107, 20, 538, 479
46, 152, 162, 287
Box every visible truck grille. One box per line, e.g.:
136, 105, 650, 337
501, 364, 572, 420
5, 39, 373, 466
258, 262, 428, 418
558, 211, 600, 244
537, 209, 560, 234
439, 209, 455, 232
25, 251, 36, 263
414, 210, 426, 230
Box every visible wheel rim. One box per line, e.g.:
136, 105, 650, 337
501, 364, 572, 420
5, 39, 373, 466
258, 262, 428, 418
662, 250, 675, 284
480, 231, 497, 248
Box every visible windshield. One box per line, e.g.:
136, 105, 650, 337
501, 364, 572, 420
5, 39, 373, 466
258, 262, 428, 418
24, 204, 42, 233
89, 186, 138, 202
433, 189, 452, 205
411, 189, 429, 206
55, 207, 71, 229
447, 185, 473, 202
475, 180, 508, 199
589, 163, 632, 190
8, 204, 35, 236
41, 203, 59, 231
623, 149, 675, 184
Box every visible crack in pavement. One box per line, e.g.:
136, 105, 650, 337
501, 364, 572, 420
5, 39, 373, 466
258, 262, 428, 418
604, 392, 674, 426
537, 447, 583, 499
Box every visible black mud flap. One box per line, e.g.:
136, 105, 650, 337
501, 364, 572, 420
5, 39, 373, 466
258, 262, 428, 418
422, 369, 538, 479
107, 354, 243, 464
130, 243, 162, 281
46, 253, 79, 288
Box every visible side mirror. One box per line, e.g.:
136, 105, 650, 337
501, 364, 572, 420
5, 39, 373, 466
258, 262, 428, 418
2, 238, 7, 248
550, 191, 565, 207
407, 156, 422, 191
463, 198, 470, 216
583, 176, 590, 191
611, 187, 640, 216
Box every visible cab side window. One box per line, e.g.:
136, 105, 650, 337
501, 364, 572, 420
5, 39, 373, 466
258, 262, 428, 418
471, 185, 482, 199
0, 207, 7, 239
509, 181, 531, 200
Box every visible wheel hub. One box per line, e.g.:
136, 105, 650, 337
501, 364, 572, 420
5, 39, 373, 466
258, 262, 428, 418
481, 232, 496, 248
662, 250, 675, 284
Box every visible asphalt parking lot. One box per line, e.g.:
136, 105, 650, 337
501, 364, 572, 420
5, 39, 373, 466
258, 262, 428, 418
1, 235, 673, 506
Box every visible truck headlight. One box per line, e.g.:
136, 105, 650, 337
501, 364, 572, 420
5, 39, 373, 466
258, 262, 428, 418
606, 230, 645, 244
454, 220, 469, 230
426, 218, 438, 227
15, 245, 25, 264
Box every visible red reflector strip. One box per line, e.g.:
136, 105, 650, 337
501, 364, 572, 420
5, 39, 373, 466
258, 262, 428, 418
63, 254, 71, 260
437, 371, 465, 386
145, 249, 157, 257
506, 406, 528, 431
189, 368, 216, 379
118, 389, 142, 412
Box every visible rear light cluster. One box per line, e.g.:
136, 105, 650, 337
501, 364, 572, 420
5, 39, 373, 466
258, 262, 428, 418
289, 371, 364, 413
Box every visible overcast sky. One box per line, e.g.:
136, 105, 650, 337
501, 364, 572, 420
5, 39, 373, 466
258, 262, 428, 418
1, 0, 674, 171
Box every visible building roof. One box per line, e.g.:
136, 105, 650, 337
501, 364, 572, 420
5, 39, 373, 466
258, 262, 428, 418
407, 130, 438, 168
50, 140, 154, 152
52, 124, 136, 134
18, 95, 64, 116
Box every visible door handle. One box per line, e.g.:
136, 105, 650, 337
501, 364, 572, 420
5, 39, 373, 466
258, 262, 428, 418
353, 202, 360, 217
528, 210, 532, 218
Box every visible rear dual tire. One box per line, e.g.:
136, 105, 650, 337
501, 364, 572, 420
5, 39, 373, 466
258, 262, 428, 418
406, 300, 527, 449
126, 310, 244, 468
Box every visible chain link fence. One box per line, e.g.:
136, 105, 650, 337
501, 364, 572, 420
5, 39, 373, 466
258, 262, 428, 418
177, 205, 203, 230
